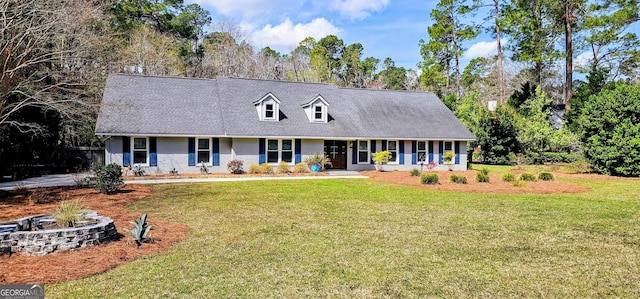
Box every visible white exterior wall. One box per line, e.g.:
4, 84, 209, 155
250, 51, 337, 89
300, 139, 324, 161
104, 137, 124, 166
231, 138, 260, 166
104, 136, 469, 174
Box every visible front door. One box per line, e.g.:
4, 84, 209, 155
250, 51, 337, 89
324, 140, 347, 169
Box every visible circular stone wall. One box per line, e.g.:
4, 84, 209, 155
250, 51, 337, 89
0, 214, 117, 256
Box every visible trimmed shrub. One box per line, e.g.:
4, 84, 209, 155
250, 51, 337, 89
520, 173, 537, 181
538, 172, 554, 181
420, 173, 439, 185
259, 163, 274, 174
248, 163, 261, 174
512, 179, 526, 187
293, 162, 310, 173
450, 175, 467, 184
501, 173, 516, 182
541, 152, 581, 163
227, 159, 244, 174
277, 161, 291, 173
476, 172, 490, 183
567, 159, 591, 174
409, 168, 421, 176
91, 163, 123, 195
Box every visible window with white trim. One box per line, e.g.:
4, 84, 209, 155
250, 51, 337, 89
387, 140, 398, 163
133, 137, 148, 164
314, 105, 323, 121
265, 103, 275, 119
417, 141, 427, 162
358, 140, 369, 163
444, 141, 453, 152
197, 138, 210, 164
267, 139, 293, 163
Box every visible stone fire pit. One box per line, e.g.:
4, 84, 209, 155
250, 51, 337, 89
0, 211, 117, 256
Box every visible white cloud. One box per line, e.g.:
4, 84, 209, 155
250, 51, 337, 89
574, 52, 593, 69
464, 41, 498, 59
331, 0, 389, 20
251, 18, 342, 52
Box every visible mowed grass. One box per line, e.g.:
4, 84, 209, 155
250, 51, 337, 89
50, 177, 640, 298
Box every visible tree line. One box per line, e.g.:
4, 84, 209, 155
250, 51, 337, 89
1, 0, 639, 176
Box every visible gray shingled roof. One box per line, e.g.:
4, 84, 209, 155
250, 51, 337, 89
96, 74, 475, 140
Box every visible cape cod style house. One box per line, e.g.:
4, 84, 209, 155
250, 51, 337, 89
95, 74, 475, 173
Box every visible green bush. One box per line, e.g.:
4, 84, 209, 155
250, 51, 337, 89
576, 83, 640, 176
450, 175, 467, 184
90, 163, 123, 195
476, 172, 490, 183
420, 173, 439, 184
520, 173, 537, 181
501, 173, 516, 182
538, 172, 554, 181
259, 163, 274, 174
248, 163, 261, 174
293, 162, 310, 173
540, 152, 581, 163
409, 168, 421, 176
276, 161, 290, 173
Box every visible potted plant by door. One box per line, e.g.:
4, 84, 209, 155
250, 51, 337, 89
304, 152, 331, 172
372, 151, 392, 171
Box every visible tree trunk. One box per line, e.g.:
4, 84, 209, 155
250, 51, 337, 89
495, 0, 504, 103
564, 2, 574, 113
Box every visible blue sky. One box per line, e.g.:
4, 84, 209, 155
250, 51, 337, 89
184, 0, 639, 74
184, 0, 470, 70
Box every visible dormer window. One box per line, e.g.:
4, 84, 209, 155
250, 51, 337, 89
265, 103, 275, 119
314, 106, 323, 121
254, 93, 280, 121
302, 95, 329, 123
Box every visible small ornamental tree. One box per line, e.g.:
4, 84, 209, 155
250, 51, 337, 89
372, 151, 392, 171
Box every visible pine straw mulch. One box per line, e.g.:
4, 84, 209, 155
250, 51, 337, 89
361, 169, 600, 194
0, 185, 190, 285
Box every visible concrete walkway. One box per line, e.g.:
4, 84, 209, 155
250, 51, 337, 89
0, 171, 367, 191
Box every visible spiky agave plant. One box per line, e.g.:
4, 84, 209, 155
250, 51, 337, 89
124, 213, 152, 246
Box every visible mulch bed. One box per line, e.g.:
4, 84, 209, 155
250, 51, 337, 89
0, 185, 190, 284
361, 170, 594, 194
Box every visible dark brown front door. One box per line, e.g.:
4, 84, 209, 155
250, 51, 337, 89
324, 140, 347, 169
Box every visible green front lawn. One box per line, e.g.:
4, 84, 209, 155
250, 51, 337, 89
50, 177, 640, 298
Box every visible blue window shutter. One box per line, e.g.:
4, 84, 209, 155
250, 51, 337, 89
381, 140, 387, 151
259, 138, 265, 164
188, 137, 195, 166
411, 141, 417, 165
295, 139, 302, 164
399, 141, 405, 165
438, 141, 444, 164
213, 138, 220, 166
352, 140, 357, 164
370, 140, 376, 164
455, 141, 460, 164
428, 141, 434, 163
122, 136, 130, 167
149, 137, 157, 167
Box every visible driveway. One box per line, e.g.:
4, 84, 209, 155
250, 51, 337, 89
0, 171, 367, 191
